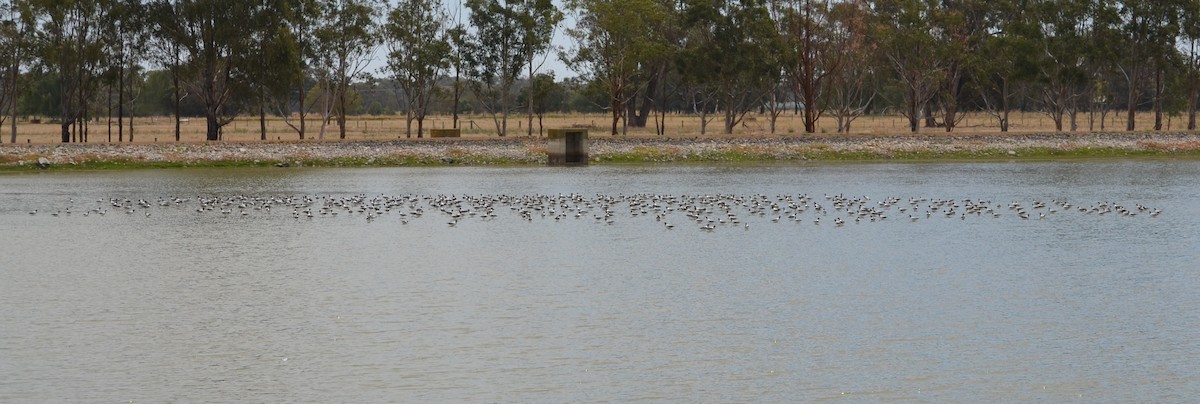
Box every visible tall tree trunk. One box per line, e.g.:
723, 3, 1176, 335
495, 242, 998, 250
452, 69, 461, 129
499, 89, 508, 137
173, 76, 181, 142
118, 59, 125, 142
656, 83, 667, 136
204, 71, 220, 141
1126, 97, 1136, 131
631, 72, 659, 128
1126, 71, 1138, 132
259, 96, 267, 141
907, 89, 919, 133
923, 101, 937, 128
768, 90, 777, 134
624, 106, 633, 135
723, 93, 735, 134
609, 87, 620, 135
452, 81, 460, 129
8, 60, 15, 144
417, 100, 425, 139
1000, 79, 1010, 132
298, 82, 307, 139
318, 80, 329, 140
8, 63, 14, 143
61, 83, 71, 143
945, 106, 956, 133
107, 86, 112, 142
610, 105, 619, 136
527, 63, 534, 137
337, 83, 347, 140
1185, 89, 1195, 130
171, 63, 180, 141
206, 109, 221, 141
802, 86, 817, 133
298, 14, 307, 140
1052, 104, 1064, 131
1153, 68, 1164, 131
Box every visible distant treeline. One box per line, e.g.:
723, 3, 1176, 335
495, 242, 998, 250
1, 0, 1198, 142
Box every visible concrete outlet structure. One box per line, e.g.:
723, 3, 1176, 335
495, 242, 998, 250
546, 129, 588, 166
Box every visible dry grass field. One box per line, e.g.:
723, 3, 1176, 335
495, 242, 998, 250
0, 110, 1190, 144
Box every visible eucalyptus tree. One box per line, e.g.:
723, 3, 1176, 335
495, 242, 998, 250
520, 72, 564, 135
101, 0, 149, 142
239, 1, 297, 142
929, 0, 990, 132
564, 0, 670, 135
969, 0, 1037, 132
383, 0, 451, 138
445, 24, 468, 129
26, 0, 110, 142
0, 18, 12, 140
147, 0, 188, 141
870, 0, 944, 133
271, 0, 322, 140
676, 1, 721, 135
1179, 0, 1200, 130
1108, 0, 1182, 131
776, 0, 843, 134
515, 0, 563, 136
679, 0, 780, 135
1030, 0, 1096, 131
153, 0, 264, 141
0, 2, 28, 143
463, 0, 526, 136
627, 0, 681, 134
312, 0, 381, 140
1141, 0, 1185, 131
824, 0, 877, 133
247, 13, 303, 141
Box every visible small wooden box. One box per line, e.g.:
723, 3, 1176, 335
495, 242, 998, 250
430, 128, 461, 138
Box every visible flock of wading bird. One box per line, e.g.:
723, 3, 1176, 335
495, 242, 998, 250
27, 192, 1163, 231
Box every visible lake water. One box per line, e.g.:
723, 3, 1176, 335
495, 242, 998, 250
1, 161, 1198, 402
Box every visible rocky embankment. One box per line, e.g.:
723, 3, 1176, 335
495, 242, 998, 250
3, 132, 1199, 168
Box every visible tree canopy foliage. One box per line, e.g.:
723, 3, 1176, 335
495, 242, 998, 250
3, 0, 1200, 142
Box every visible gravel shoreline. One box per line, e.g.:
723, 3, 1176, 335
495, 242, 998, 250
3, 132, 1200, 168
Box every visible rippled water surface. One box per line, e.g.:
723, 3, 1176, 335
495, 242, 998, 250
1, 161, 1198, 402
